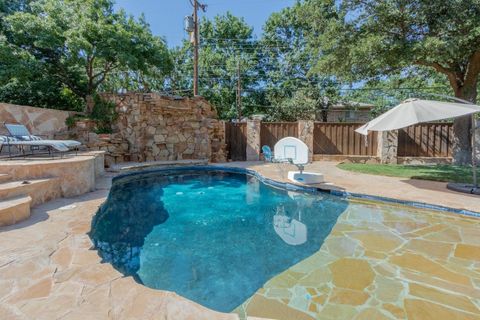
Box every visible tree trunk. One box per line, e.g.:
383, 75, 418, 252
452, 84, 477, 165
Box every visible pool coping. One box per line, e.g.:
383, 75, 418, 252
112, 165, 480, 219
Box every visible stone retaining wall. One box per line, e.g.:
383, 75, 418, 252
75, 93, 226, 167
0, 103, 75, 138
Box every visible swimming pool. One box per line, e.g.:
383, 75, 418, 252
90, 168, 348, 312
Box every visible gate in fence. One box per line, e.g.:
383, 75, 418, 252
224, 122, 247, 161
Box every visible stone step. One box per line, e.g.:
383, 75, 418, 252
0, 195, 32, 227
108, 159, 209, 173
0, 178, 61, 207
0, 173, 11, 183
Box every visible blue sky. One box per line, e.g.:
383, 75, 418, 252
114, 0, 296, 47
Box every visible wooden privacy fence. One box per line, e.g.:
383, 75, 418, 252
260, 122, 298, 149
224, 121, 454, 161
224, 122, 247, 161
398, 122, 453, 157
313, 122, 378, 156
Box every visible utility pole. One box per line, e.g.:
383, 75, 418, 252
189, 0, 206, 96
236, 60, 242, 120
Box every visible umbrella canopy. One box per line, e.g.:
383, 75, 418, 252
356, 98, 480, 136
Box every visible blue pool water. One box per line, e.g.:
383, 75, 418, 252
90, 169, 348, 312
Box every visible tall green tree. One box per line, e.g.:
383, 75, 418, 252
302, 0, 480, 164
0, 0, 81, 109
2, 0, 172, 109
167, 13, 263, 119
260, 3, 341, 121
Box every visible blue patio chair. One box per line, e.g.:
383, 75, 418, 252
262, 145, 274, 162
262, 145, 290, 163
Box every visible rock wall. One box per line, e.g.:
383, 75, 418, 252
0, 103, 74, 137
76, 93, 226, 166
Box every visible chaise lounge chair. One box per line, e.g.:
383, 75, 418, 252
1, 124, 81, 158
0, 135, 69, 156
5, 124, 81, 150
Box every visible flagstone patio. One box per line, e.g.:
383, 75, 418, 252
0, 161, 479, 320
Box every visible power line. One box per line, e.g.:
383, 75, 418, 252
163, 86, 450, 93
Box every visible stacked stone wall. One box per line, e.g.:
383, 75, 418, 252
75, 93, 226, 166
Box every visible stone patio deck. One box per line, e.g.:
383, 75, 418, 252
1, 161, 479, 319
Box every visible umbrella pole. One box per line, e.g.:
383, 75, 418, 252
472, 115, 478, 190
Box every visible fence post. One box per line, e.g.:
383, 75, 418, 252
475, 119, 480, 162
298, 120, 314, 162
246, 119, 261, 161
377, 130, 398, 164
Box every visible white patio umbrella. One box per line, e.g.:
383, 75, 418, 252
355, 98, 480, 190
355, 98, 480, 135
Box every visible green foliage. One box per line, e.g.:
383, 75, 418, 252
260, 2, 337, 118
90, 95, 117, 134
303, 0, 480, 99
1, 0, 171, 111
65, 114, 87, 128
2, 0, 478, 127
167, 13, 262, 119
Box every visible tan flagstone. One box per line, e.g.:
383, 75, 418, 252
71, 249, 102, 266
0, 304, 21, 320
19, 293, 77, 320
404, 299, 480, 320
409, 224, 447, 237
298, 268, 332, 286
2, 162, 480, 320
364, 250, 388, 260
408, 283, 480, 314
0, 281, 15, 301
350, 231, 404, 252
264, 272, 300, 289
460, 228, 480, 245
328, 288, 369, 306
51, 246, 73, 270
454, 243, 480, 261
383, 220, 429, 234
315, 304, 357, 320
244, 294, 315, 320
71, 263, 121, 287
353, 308, 390, 320
324, 236, 359, 257
329, 258, 375, 291
265, 288, 292, 299
389, 252, 471, 286
404, 239, 454, 261
7, 278, 52, 303
312, 294, 327, 305
382, 303, 406, 319
402, 269, 480, 300
375, 275, 404, 303
424, 227, 462, 243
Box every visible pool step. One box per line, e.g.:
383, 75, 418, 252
0, 195, 32, 227
0, 178, 61, 207
0, 173, 11, 183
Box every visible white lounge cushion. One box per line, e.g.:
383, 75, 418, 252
0, 135, 19, 143
18, 135, 43, 141
1, 139, 69, 152
39, 139, 81, 148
